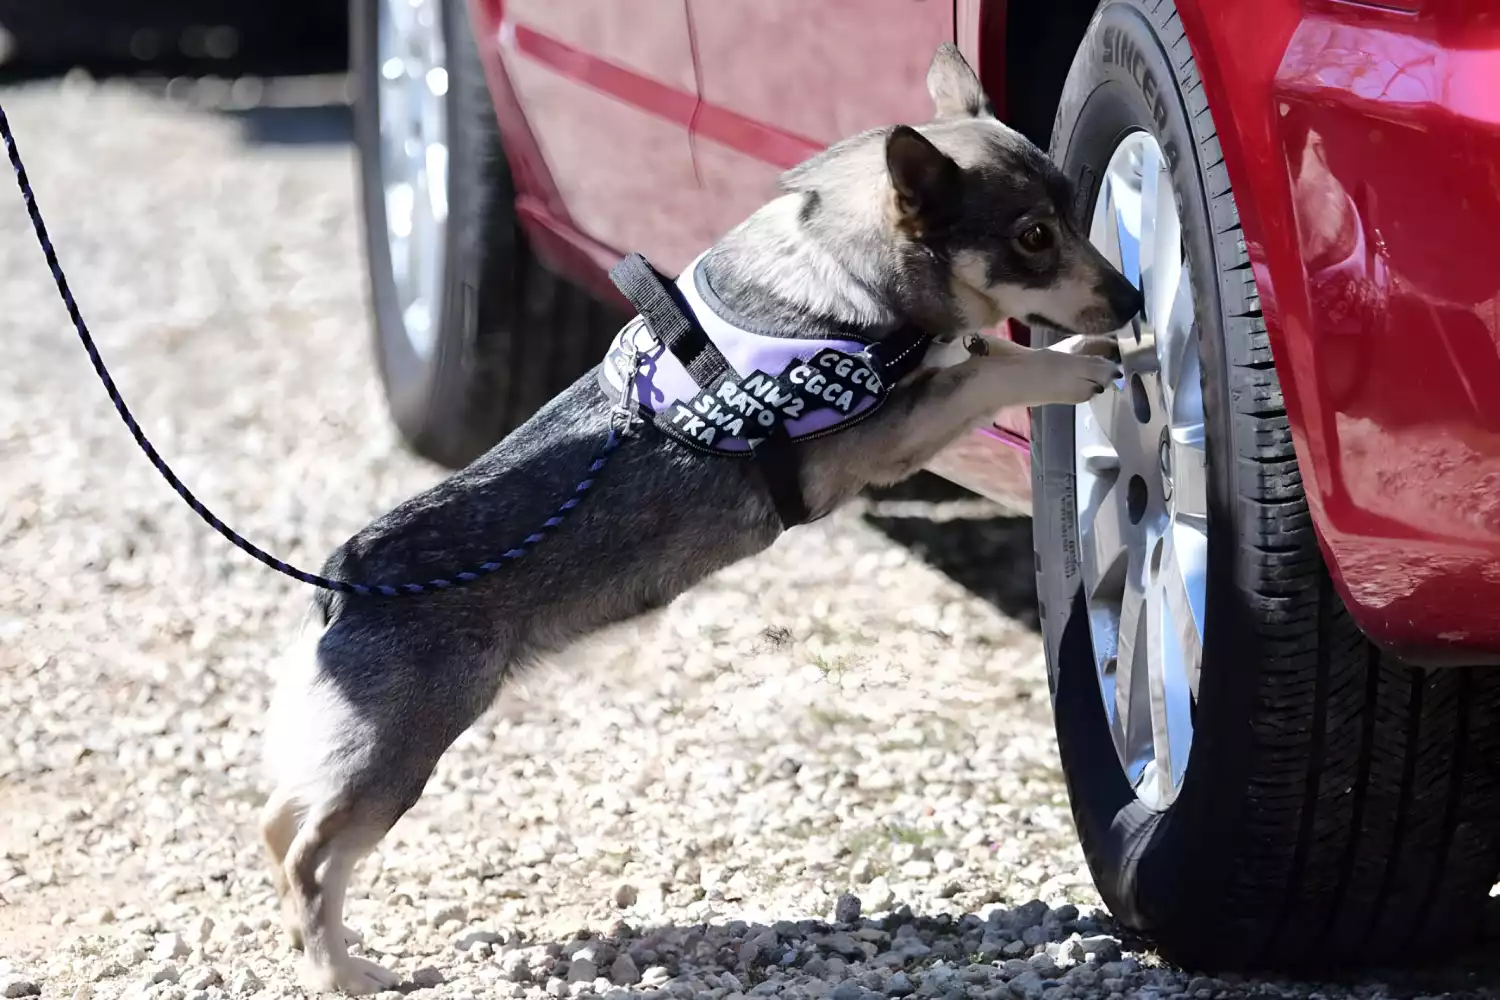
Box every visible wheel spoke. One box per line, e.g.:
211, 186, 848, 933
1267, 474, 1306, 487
1113, 555, 1154, 781
1144, 546, 1174, 805
1078, 387, 1125, 469
1144, 151, 1181, 341
1136, 139, 1162, 323
1079, 477, 1129, 602
1113, 173, 1142, 289
1160, 525, 1206, 700
1158, 262, 1199, 419
1090, 174, 1123, 273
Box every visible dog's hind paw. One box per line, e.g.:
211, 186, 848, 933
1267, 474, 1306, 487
301, 955, 401, 995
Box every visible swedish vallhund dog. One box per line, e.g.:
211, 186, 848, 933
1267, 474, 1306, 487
261, 43, 1141, 993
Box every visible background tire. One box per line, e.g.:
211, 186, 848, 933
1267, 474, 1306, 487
352, 0, 623, 470
1030, 0, 1500, 971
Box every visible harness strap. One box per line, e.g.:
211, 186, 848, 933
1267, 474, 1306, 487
609, 253, 729, 388
609, 252, 809, 529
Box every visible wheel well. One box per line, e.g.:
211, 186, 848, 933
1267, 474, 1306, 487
998, 0, 1101, 150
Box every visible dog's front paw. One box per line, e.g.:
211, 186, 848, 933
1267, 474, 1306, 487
301, 954, 401, 996
1049, 333, 1121, 362
1047, 354, 1122, 404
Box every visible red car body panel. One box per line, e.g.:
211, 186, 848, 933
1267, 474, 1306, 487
468, 0, 1500, 662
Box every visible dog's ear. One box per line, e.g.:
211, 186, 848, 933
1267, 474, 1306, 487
926, 42, 993, 119
886, 125, 961, 232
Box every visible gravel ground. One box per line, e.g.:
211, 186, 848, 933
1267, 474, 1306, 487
1, 77, 1497, 1000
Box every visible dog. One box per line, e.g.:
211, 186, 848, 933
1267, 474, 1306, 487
259, 43, 1141, 994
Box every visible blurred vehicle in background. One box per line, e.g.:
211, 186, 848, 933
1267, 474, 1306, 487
354, 0, 1500, 975
0, 0, 345, 78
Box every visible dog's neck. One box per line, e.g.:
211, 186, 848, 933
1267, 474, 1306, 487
697, 195, 929, 342
697, 192, 993, 344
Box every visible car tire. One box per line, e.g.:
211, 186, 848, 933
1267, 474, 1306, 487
352, 0, 623, 470
1030, 0, 1500, 971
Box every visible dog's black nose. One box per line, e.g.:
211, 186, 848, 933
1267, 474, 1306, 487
1099, 271, 1144, 325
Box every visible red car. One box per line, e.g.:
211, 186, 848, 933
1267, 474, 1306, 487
350, 0, 1500, 971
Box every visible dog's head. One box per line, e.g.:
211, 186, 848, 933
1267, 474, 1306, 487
779, 44, 1142, 337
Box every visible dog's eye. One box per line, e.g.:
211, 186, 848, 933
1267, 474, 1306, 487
1017, 223, 1053, 253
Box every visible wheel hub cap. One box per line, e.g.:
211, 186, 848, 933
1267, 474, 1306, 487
377, 0, 450, 359
1074, 131, 1208, 811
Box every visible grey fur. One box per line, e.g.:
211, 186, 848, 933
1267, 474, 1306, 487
259, 44, 1141, 995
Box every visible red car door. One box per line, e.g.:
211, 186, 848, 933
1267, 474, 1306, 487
685, 0, 953, 242
496, 0, 710, 273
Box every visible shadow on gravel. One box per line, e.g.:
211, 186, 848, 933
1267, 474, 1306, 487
861, 472, 1041, 633
435, 895, 1500, 1000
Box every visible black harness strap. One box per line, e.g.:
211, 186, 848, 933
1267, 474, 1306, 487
609, 253, 729, 388
610, 253, 810, 529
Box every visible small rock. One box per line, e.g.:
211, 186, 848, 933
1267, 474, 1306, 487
1052, 905, 1079, 924
411, 967, 444, 988
152, 934, 190, 961
829, 981, 863, 1000
1010, 901, 1049, 931
190, 916, 214, 946
179, 968, 221, 991
885, 972, 914, 997
1077, 936, 1121, 964
613, 882, 639, 908
932, 850, 959, 874
146, 963, 179, 985
228, 969, 261, 996
457, 929, 506, 950
84, 908, 115, 926
821, 932, 865, 959
567, 958, 598, 983
113, 946, 146, 968
1020, 926, 1047, 949
864, 877, 896, 913
502, 949, 533, 982
430, 903, 467, 929
834, 893, 862, 925
546, 976, 568, 998
1026, 953, 1059, 978
1001, 941, 1028, 959
1, 979, 40, 999
611, 953, 641, 985
70, 988, 92, 1000
898, 860, 933, 879
1006, 971, 1045, 1000
89, 964, 123, 984
641, 966, 672, 987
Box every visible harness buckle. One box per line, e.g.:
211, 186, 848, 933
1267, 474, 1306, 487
609, 323, 649, 437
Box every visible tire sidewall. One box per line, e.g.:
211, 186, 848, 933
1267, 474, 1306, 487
353, 0, 509, 456
1030, 0, 1264, 947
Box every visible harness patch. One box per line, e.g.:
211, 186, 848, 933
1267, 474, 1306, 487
597, 254, 932, 459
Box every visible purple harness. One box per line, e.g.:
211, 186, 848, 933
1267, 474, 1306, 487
598, 253, 933, 526
599, 254, 930, 455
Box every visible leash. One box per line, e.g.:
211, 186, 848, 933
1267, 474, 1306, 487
0, 103, 626, 598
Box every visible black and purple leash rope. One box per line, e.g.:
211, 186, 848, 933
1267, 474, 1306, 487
0, 103, 624, 598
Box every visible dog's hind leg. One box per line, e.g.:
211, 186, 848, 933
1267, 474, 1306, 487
260, 790, 305, 948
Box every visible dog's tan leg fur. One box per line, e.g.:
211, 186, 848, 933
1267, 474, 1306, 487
260, 792, 304, 948
280, 802, 399, 995
806, 341, 1119, 510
